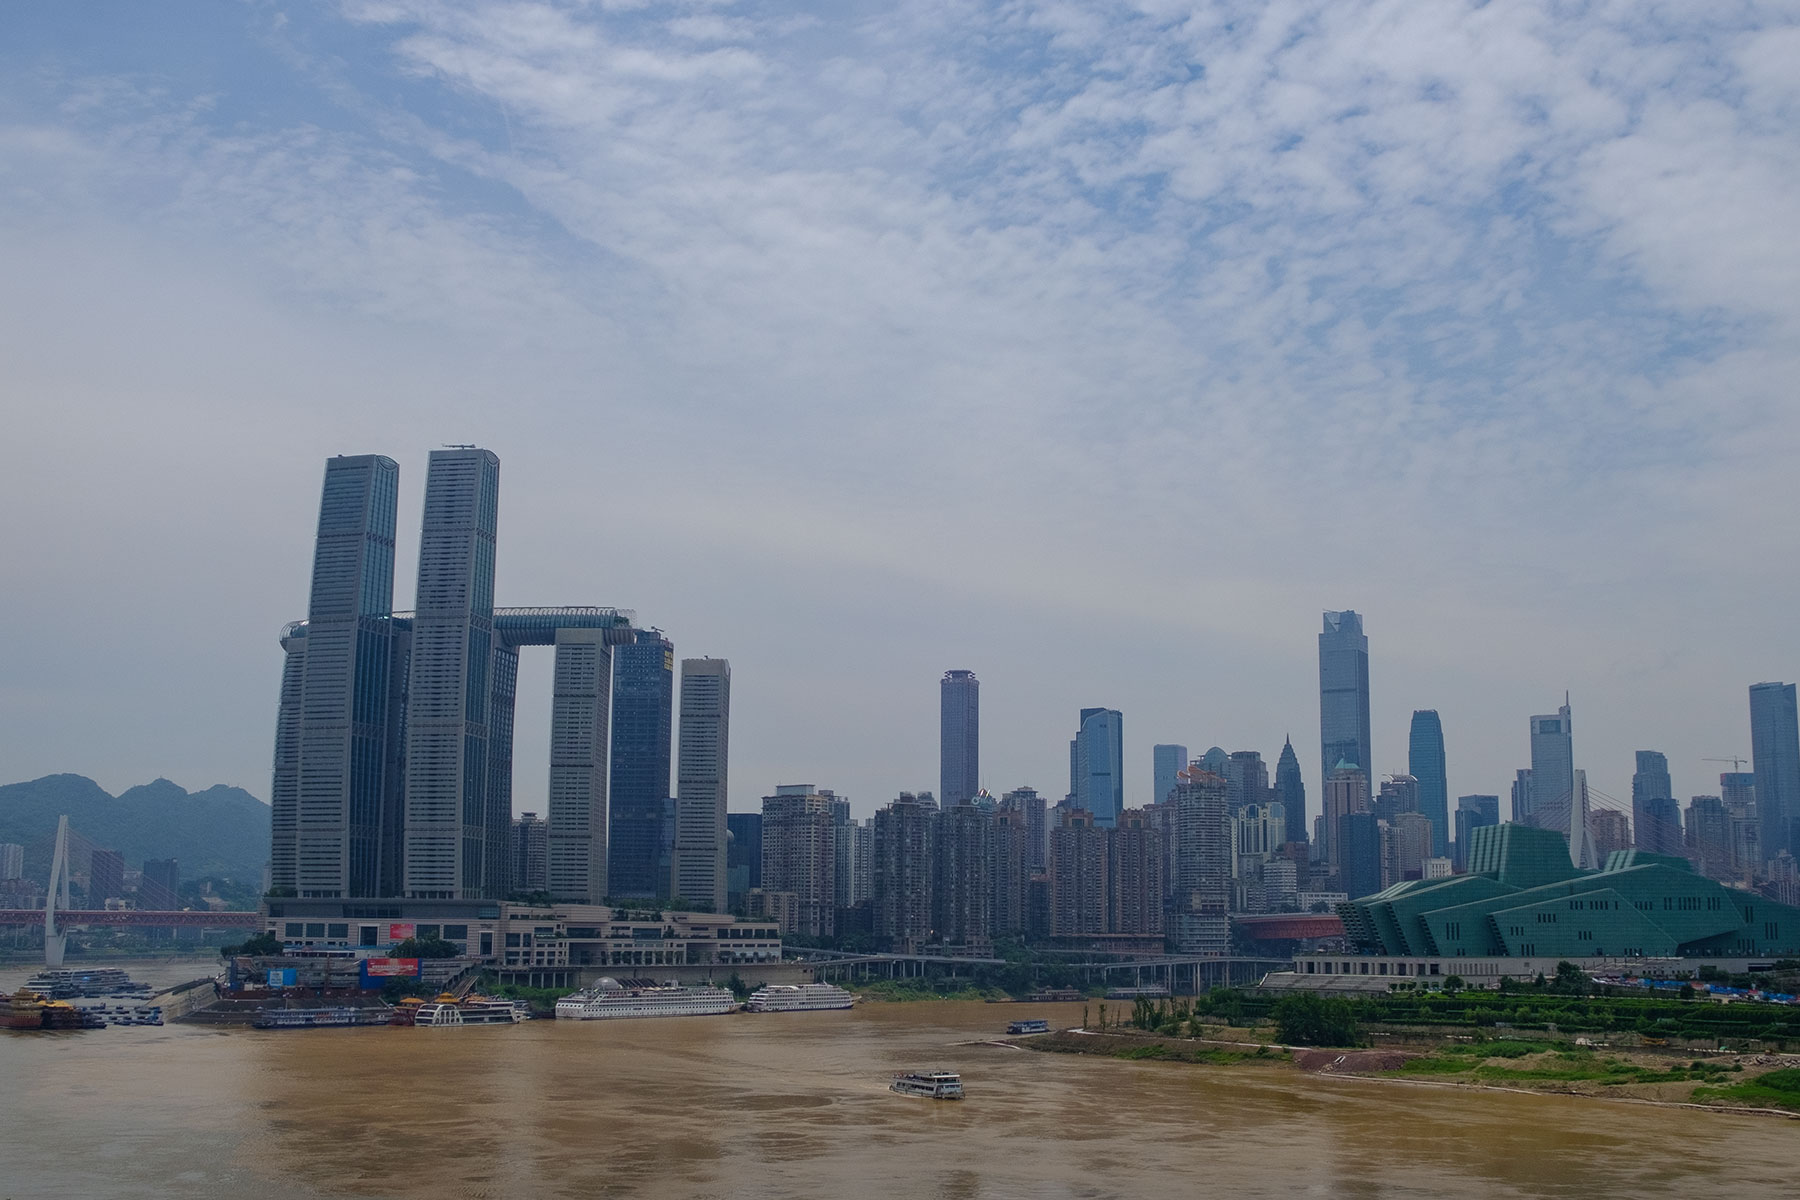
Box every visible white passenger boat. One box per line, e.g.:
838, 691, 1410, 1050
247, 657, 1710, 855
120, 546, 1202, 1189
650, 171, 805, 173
743, 983, 855, 1013
413, 996, 528, 1027
890, 1071, 964, 1100
554, 978, 738, 1020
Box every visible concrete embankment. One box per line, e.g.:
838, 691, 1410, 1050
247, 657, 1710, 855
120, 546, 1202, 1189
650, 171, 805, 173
154, 975, 223, 1021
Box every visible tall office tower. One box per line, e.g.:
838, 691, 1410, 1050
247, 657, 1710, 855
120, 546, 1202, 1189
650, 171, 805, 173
1686, 796, 1734, 880
1319, 610, 1372, 795
1510, 770, 1534, 825
1225, 750, 1270, 813
139, 858, 180, 909
1720, 773, 1760, 873
1408, 710, 1449, 858
1339, 812, 1383, 899
88, 849, 124, 904
545, 628, 613, 903
873, 794, 935, 951
1071, 708, 1125, 827
275, 455, 401, 899
510, 812, 549, 893
0, 843, 23, 881
1385, 811, 1434, 886
759, 787, 835, 936
1109, 808, 1164, 935
1048, 807, 1109, 936
1169, 768, 1230, 955
1751, 682, 1800, 863
1589, 809, 1631, 863
1198, 746, 1230, 777
1001, 787, 1048, 872
403, 448, 501, 900
672, 658, 731, 912
1153, 744, 1188, 807
940, 670, 980, 807
606, 630, 674, 899
933, 803, 995, 947
1453, 795, 1500, 870
1274, 737, 1307, 847
1321, 763, 1371, 876
993, 807, 1032, 938
1525, 698, 1574, 829
725, 811, 763, 910
1631, 750, 1683, 856
1374, 774, 1420, 822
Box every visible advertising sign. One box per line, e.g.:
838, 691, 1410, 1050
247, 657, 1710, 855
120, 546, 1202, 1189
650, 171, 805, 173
359, 957, 421, 988
387, 923, 416, 941
267, 968, 297, 987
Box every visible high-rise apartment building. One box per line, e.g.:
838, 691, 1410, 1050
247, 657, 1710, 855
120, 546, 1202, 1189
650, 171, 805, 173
1525, 699, 1574, 829
1001, 786, 1047, 872
940, 670, 980, 807
1169, 767, 1230, 955
873, 793, 934, 951
671, 658, 731, 911
510, 812, 548, 894
1274, 737, 1306, 847
1631, 750, 1683, 856
1720, 772, 1759, 874
933, 803, 994, 948
608, 629, 674, 899
1109, 808, 1164, 935
1049, 807, 1109, 936
993, 807, 1032, 938
1319, 611, 1372, 795
1070, 708, 1124, 827
1153, 744, 1188, 808
403, 448, 502, 900
1408, 710, 1449, 858
0, 843, 24, 881
1590, 809, 1631, 863
1686, 796, 1734, 880
1385, 811, 1434, 887
1322, 763, 1371, 877
759, 786, 834, 936
1751, 682, 1800, 863
546, 627, 613, 903
277, 454, 402, 899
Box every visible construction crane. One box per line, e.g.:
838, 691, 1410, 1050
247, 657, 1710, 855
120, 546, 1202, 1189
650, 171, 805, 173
1704, 756, 1750, 774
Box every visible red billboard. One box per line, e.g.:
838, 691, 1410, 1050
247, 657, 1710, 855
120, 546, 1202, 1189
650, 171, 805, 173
387, 923, 416, 941
362, 957, 420, 978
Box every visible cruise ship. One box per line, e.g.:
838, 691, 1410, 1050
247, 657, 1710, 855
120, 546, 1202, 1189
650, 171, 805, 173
555, 978, 738, 1020
253, 1006, 394, 1030
743, 983, 854, 1013
413, 996, 528, 1027
890, 1071, 964, 1100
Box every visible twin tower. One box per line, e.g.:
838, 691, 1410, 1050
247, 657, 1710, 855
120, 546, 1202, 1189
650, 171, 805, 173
269, 449, 729, 909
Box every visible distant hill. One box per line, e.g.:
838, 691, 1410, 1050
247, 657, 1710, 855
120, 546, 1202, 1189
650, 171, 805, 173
0, 774, 269, 885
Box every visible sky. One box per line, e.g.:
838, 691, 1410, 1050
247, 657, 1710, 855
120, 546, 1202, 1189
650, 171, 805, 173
2, 1, 1797, 823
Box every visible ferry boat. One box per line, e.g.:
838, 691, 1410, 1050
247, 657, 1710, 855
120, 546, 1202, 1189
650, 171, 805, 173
1006, 1018, 1050, 1035
253, 1006, 395, 1030
413, 996, 528, 1027
24, 968, 152, 1000
743, 983, 855, 1013
555, 978, 738, 1020
890, 1071, 964, 1100
2, 987, 89, 1031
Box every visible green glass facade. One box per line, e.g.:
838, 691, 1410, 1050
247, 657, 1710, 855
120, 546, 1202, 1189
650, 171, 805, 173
1341, 822, 1800, 960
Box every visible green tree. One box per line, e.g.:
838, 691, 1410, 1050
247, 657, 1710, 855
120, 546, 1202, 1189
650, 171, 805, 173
1270, 993, 1363, 1047
1442, 975, 1466, 994
392, 934, 460, 959
220, 931, 283, 958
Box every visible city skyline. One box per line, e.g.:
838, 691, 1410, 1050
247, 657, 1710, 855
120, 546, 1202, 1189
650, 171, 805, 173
4, 8, 1799, 833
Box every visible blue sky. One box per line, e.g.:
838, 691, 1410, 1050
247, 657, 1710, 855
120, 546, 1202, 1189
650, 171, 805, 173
2, 1, 1797, 819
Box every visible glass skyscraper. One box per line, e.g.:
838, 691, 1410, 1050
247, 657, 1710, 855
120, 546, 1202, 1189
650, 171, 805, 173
1070, 707, 1124, 827
1408, 710, 1449, 858
940, 670, 980, 807
1318, 611, 1372, 792
608, 629, 675, 898
671, 657, 731, 911
1631, 749, 1683, 856
1751, 682, 1800, 862
1526, 699, 1574, 828
1153, 743, 1188, 808
1274, 737, 1306, 846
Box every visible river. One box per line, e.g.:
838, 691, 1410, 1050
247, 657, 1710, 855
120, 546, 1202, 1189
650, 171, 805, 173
2, 983, 1795, 1198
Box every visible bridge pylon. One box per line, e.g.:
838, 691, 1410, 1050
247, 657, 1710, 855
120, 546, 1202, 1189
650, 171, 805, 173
44, 815, 71, 967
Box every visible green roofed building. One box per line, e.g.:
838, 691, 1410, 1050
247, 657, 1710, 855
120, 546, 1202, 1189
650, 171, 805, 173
1337, 822, 1800, 961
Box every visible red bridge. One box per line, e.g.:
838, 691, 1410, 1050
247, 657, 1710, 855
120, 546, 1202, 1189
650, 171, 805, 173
0, 909, 261, 929
1232, 913, 1345, 940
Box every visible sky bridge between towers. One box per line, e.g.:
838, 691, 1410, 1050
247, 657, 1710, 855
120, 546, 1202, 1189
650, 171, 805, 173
279, 606, 637, 647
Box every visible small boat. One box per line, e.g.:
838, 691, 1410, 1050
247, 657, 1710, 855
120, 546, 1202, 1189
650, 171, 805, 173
743, 983, 855, 1013
1006, 1019, 1049, 1035
253, 1006, 395, 1029
890, 1071, 964, 1100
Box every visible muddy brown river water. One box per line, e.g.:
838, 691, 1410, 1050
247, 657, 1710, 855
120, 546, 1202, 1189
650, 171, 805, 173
2, 992, 1796, 1198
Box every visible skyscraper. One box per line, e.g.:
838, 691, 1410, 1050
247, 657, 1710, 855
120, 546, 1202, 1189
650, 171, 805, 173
1322, 763, 1371, 878
1049, 807, 1109, 936
1109, 808, 1165, 935
546, 627, 613, 903
873, 793, 935, 951
933, 802, 994, 948
1001, 786, 1048, 873
403, 447, 501, 900
1225, 750, 1269, 814
1511, 769, 1534, 825
672, 658, 730, 911
1453, 795, 1500, 871
1631, 750, 1683, 856
1525, 698, 1574, 829
1153, 744, 1188, 808
279, 454, 401, 899
725, 811, 762, 911
1408, 710, 1449, 858
609, 629, 675, 898
1071, 707, 1124, 827
1168, 767, 1230, 955
940, 670, 980, 807
1272, 737, 1306, 847
759, 786, 834, 936
993, 807, 1032, 938
510, 812, 548, 894
1751, 682, 1800, 863
1318, 611, 1372, 795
